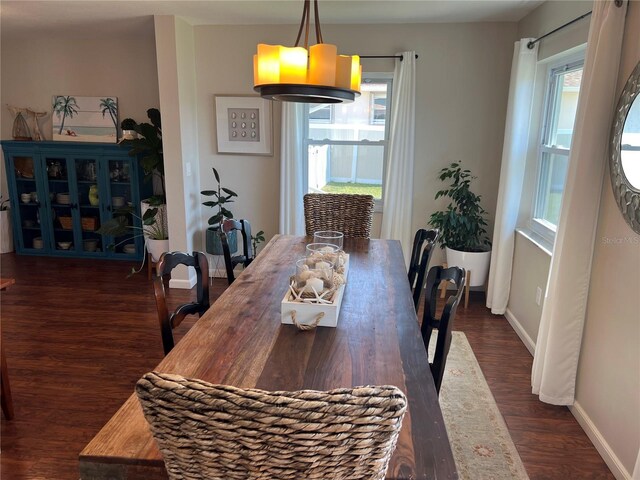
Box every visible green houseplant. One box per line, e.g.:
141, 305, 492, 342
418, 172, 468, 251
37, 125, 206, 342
98, 108, 169, 272
201, 167, 238, 255
428, 162, 491, 287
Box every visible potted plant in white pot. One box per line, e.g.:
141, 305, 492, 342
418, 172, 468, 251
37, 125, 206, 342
201, 167, 238, 255
429, 162, 492, 287
0, 195, 14, 254
96, 206, 169, 276
124, 108, 168, 249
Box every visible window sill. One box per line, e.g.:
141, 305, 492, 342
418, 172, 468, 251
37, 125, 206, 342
515, 227, 553, 257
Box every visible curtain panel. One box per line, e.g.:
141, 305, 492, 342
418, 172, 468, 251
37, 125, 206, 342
531, 0, 628, 405
279, 103, 306, 235
486, 39, 538, 315
381, 51, 416, 265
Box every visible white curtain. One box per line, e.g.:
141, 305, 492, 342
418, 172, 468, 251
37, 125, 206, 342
279, 102, 306, 235
633, 450, 640, 480
486, 39, 538, 315
381, 51, 416, 265
532, 0, 628, 405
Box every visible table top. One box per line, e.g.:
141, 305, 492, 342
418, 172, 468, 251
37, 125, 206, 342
79, 235, 457, 480
0, 277, 15, 290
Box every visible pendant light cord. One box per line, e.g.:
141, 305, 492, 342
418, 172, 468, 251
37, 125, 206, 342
294, 0, 323, 48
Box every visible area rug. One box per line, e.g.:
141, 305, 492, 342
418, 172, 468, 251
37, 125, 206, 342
430, 331, 529, 480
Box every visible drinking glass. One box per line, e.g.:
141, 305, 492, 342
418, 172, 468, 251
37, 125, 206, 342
313, 230, 344, 250
295, 258, 333, 293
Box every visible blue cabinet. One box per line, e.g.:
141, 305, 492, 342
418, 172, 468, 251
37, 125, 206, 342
2, 141, 153, 260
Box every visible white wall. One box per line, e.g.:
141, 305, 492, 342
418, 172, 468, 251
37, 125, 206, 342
0, 23, 160, 198
192, 22, 516, 264
154, 16, 201, 287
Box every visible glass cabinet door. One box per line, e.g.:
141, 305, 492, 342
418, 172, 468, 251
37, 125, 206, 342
72, 157, 104, 255
42, 155, 75, 253
104, 158, 138, 257
9, 155, 47, 252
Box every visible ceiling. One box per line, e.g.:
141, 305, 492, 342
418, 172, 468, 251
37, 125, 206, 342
1, 0, 544, 37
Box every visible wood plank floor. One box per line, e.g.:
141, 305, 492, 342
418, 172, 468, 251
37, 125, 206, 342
1, 253, 613, 479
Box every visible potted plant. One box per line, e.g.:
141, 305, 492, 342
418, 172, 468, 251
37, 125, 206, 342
120, 118, 138, 141
0, 195, 13, 253
123, 108, 168, 246
201, 167, 238, 255
429, 162, 491, 287
252, 230, 265, 256
96, 206, 169, 276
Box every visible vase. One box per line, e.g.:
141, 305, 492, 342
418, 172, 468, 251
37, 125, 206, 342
206, 226, 237, 255
147, 238, 169, 263
89, 185, 99, 206
445, 247, 491, 287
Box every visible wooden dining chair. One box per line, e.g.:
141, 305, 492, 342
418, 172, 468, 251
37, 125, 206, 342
220, 219, 254, 285
421, 265, 466, 394
136, 371, 407, 480
154, 251, 210, 355
303, 193, 374, 238
408, 228, 439, 311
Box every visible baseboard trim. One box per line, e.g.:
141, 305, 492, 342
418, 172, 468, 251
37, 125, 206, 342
504, 308, 536, 356
570, 401, 631, 480
168, 276, 196, 289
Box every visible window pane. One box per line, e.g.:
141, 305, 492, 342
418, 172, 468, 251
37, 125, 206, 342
547, 68, 582, 149
536, 152, 569, 226
307, 145, 383, 199
308, 82, 387, 141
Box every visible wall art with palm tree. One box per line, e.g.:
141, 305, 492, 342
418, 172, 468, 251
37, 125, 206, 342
52, 95, 118, 143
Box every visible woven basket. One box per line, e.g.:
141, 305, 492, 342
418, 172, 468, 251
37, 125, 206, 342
303, 194, 374, 239
136, 371, 407, 480
58, 216, 73, 230
81, 217, 98, 231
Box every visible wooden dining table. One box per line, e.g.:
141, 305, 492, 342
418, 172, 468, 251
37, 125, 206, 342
79, 235, 457, 480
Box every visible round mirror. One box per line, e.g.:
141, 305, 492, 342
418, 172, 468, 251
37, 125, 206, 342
610, 61, 640, 233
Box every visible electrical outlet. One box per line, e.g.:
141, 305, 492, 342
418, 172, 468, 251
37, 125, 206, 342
536, 287, 542, 306
185, 162, 192, 177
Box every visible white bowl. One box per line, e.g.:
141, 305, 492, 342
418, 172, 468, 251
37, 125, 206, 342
33, 237, 44, 249
111, 196, 125, 208
21, 193, 31, 203
123, 244, 136, 254
56, 193, 70, 205
57, 241, 72, 250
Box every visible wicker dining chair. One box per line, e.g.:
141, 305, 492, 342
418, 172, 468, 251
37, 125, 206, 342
407, 228, 439, 311
303, 193, 374, 238
421, 266, 466, 394
154, 252, 210, 355
136, 371, 407, 480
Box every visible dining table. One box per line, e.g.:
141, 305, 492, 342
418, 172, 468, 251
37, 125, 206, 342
79, 235, 457, 480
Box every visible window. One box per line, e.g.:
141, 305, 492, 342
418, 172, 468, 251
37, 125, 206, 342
303, 74, 392, 205
531, 59, 583, 239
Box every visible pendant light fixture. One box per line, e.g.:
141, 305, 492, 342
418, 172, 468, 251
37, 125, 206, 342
253, 0, 361, 103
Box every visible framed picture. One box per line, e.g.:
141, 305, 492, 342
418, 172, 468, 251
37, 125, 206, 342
52, 95, 118, 143
215, 95, 273, 155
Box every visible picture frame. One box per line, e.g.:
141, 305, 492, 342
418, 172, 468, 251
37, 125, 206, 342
52, 95, 118, 143
214, 95, 273, 155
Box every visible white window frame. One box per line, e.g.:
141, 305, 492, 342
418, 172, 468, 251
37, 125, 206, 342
530, 55, 584, 242
303, 73, 393, 212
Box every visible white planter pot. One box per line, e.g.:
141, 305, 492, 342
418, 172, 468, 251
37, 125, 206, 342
445, 247, 491, 287
146, 238, 169, 263
0, 210, 14, 254
121, 130, 138, 140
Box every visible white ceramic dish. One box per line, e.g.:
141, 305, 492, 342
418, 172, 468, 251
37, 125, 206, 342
111, 196, 125, 208
56, 193, 71, 205
33, 237, 44, 249
57, 241, 72, 250
122, 244, 136, 254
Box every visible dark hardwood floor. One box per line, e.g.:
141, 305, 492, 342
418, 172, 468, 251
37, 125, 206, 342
1, 253, 613, 479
